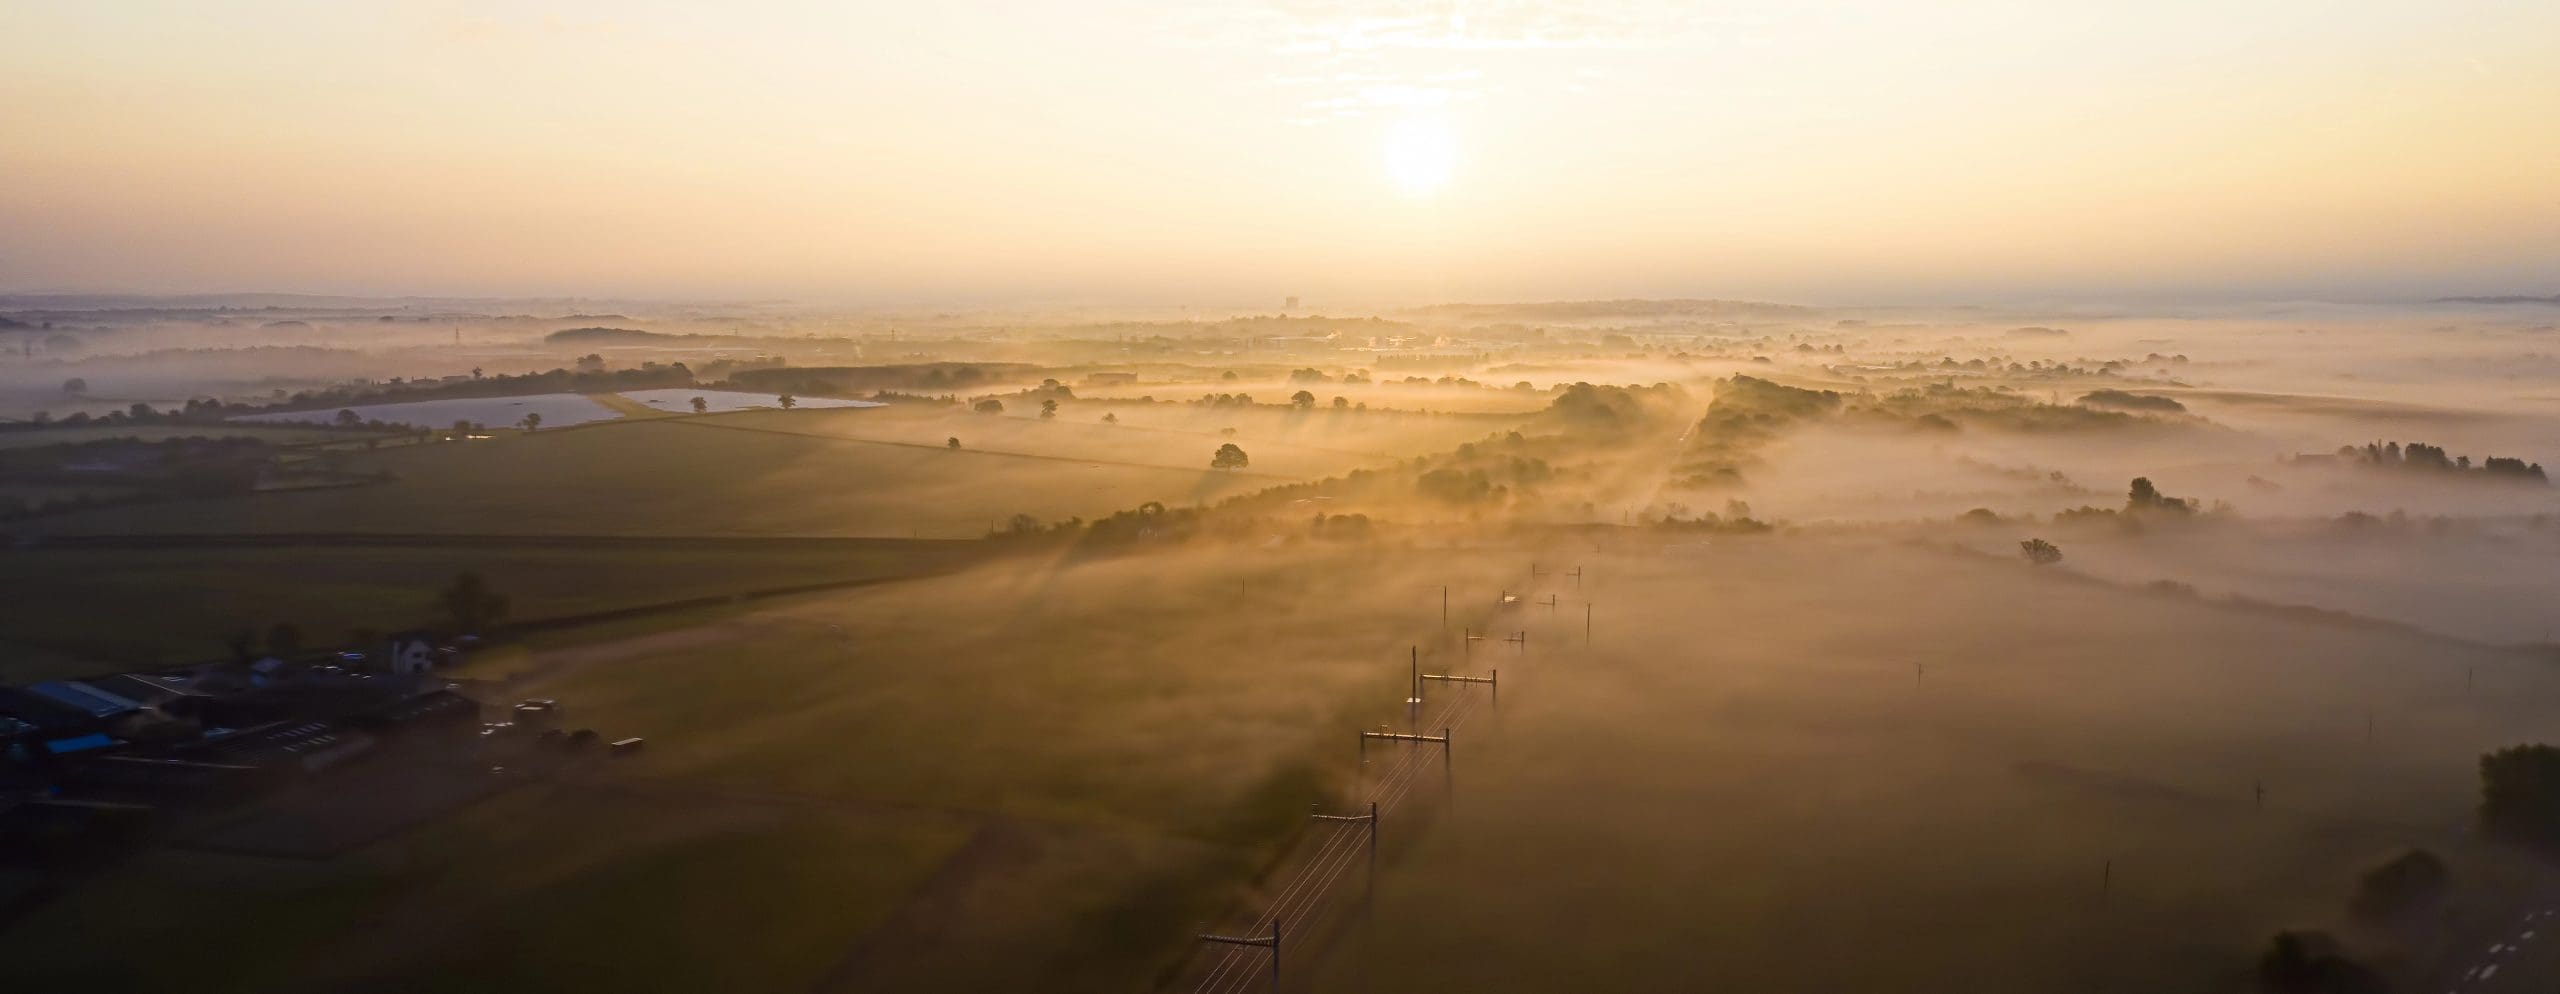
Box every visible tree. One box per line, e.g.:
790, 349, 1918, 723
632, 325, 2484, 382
1222, 370, 1240, 381
1101, 412, 1118, 423
1212, 443, 1250, 469
437, 572, 511, 634
2019, 538, 2063, 565
470, 366, 484, 380
947, 437, 961, 449
1040, 399, 1058, 419
1332, 396, 1348, 410
2480, 744, 2560, 846
520, 412, 542, 432
778, 393, 797, 410
265, 621, 306, 659
2348, 849, 2449, 923
1290, 390, 1316, 409
334, 408, 362, 427
974, 398, 1005, 414
2127, 476, 2193, 514
62, 377, 86, 395
690, 396, 708, 414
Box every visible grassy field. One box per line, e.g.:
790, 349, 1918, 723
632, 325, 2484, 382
0, 539, 984, 678
0, 542, 1483, 992
738, 402, 1525, 480
0, 782, 978, 993
16, 410, 1316, 539
10, 531, 2553, 992
0, 423, 384, 449
1304, 538, 2560, 994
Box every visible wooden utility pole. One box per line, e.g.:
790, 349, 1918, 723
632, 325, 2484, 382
1196, 922, 1280, 990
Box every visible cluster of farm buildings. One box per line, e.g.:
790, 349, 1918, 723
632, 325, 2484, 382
0, 634, 489, 848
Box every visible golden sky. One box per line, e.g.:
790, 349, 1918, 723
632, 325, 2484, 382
3, 1, 2556, 305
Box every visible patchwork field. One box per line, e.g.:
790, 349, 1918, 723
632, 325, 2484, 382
15, 410, 1304, 540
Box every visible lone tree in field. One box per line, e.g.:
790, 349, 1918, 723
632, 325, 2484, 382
1101, 412, 1117, 424
973, 398, 1004, 414
1040, 398, 1058, 419
2019, 538, 2063, 565
1212, 442, 1250, 469
62, 377, 86, 395
265, 622, 305, 659
946, 436, 961, 449
335, 408, 362, 427
519, 412, 542, 432
437, 572, 511, 634
777, 393, 796, 410
690, 396, 708, 414
1290, 389, 1316, 409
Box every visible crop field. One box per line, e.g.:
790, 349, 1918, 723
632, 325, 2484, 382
0, 539, 983, 679
234, 392, 622, 430
716, 402, 1526, 480
17, 412, 1296, 540
0, 423, 378, 448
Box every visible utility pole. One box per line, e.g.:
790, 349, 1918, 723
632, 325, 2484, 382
1196, 922, 1280, 990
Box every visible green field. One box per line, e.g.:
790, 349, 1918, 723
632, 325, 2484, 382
0, 424, 386, 449
0, 544, 1474, 992
741, 402, 1525, 480
17, 410, 1320, 539
7, 532, 2556, 993
0, 539, 984, 679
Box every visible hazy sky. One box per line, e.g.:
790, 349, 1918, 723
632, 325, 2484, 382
4, 1, 2556, 306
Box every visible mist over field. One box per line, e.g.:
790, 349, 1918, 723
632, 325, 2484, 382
7, 1, 2560, 991
1, 290, 2556, 994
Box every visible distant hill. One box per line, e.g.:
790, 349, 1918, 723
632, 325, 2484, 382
2433, 295, 2560, 305
546, 327, 669, 344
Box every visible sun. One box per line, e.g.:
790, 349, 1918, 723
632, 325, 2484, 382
1382, 117, 1457, 198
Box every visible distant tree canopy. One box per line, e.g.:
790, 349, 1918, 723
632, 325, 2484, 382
946, 436, 961, 449
437, 572, 510, 634
2335, 440, 2546, 484
1290, 390, 1317, 409
690, 396, 708, 414
2255, 931, 2381, 994
2126, 477, 2193, 514
2347, 849, 2449, 923
1040, 398, 1058, 419
2077, 389, 2187, 413
777, 393, 796, 410
62, 377, 87, 395
973, 398, 1005, 414
2019, 538, 2063, 565
1211, 442, 1250, 469
2479, 744, 2560, 846
520, 412, 542, 431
